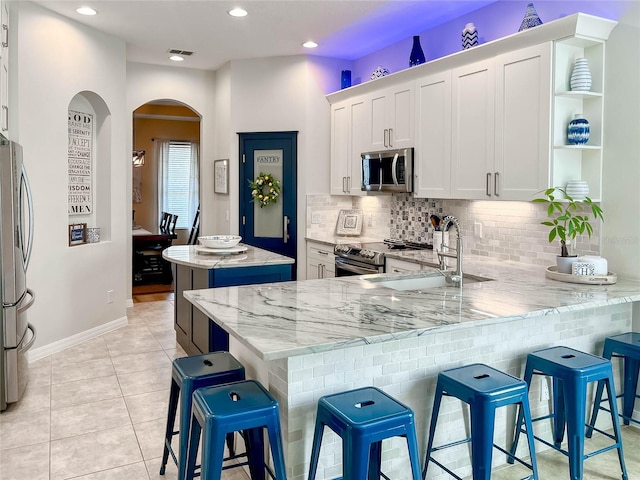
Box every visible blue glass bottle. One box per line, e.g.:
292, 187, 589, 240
409, 36, 426, 67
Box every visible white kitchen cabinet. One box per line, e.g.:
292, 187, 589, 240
449, 44, 551, 201
366, 82, 414, 151
450, 59, 495, 199
327, 13, 615, 202
494, 43, 552, 200
385, 257, 422, 274
414, 71, 452, 198
551, 38, 607, 201
0, 0, 9, 139
306, 241, 335, 279
330, 97, 367, 195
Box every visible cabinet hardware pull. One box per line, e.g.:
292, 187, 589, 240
389, 128, 393, 147
383, 129, 388, 147
342, 176, 346, 193
283, 215, 290, 243
1, 105, 7, 132
347, 176, 351, 192
318, 251, 328, 256
321, 264, 325, 278
494, 172, 500, 196
2, 24, 7, 48
317, 264, 321, 278
486, 172, 491, 196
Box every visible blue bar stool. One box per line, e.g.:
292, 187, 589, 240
423, 363, 538, 480
509, 346, 628, 480
159, 352, 245, 480
587, 332, 640, 434
184, 379, 287, 480
307, 386, 422, 480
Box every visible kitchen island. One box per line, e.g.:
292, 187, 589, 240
184, 255, 640, 479
163, 244, 294, 355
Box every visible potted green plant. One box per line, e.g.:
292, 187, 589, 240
533, 187, 604, 273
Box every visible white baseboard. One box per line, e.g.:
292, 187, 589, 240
27, 315, 129, 363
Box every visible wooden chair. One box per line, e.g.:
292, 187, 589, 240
168, 214, 178, 235
160, 211, 170, 231
188, 206, 200, 245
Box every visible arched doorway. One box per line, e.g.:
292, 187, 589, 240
132, 100, 201, 292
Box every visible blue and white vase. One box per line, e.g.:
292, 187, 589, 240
567, 114, 590, 145
409, 36, 426, 67
570, 58, 592, 92
462, 23, 478, 49
518, 3, 543, 31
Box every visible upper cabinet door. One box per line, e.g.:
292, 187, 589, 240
364, 82, 415, 152
450, 60, 495, 199
495, 43, 552, 200
414, 70, 452, 198
330, 101, 350, 195
388, 83, 414, 149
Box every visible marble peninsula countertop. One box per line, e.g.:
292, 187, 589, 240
184, 252, 640, 361
163, 244, 294, 269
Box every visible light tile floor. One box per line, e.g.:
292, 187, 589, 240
1, 297, 639, 479
0, 297, 249, 480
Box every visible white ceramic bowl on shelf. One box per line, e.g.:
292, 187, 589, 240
198, 235, 242, 249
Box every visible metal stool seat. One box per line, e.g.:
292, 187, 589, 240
587, 332, 640, 434
307, 386, 422, 480
510, 346, 628, 480
424, 363, 539, 480
159, 352, 245, 479
184, 379, 287, 480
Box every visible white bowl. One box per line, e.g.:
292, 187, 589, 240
198, 235, 242, 249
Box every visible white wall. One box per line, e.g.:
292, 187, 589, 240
602, 2, 640, 280
210, 55, 346, 278
14, 2, 128, 355
126, 62, 216, 297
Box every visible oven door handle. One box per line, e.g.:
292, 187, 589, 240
335, 259, 378, 275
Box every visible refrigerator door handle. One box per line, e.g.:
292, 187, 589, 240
20, 164, 34, 269
17, 288, 35, 313
17, 323, 36, 355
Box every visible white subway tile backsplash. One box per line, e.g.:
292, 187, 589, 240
386, 194, 601, 264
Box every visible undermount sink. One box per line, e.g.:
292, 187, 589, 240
362, 271, 491, 291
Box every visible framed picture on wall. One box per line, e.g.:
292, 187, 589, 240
69, 223, 87, 246
214, 159, 229, 194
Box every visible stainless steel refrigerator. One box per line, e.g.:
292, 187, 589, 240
0, 140, 36, 411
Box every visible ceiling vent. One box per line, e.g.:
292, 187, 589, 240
168, 49, 194, 56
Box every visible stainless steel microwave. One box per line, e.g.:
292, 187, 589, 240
361, 147, 414, 193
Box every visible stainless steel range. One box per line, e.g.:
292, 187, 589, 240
334, 243, 386, 276
333, 239, 432, 277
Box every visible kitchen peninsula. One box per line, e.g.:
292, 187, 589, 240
163, 244, 294, 355
183, 255, 640, 479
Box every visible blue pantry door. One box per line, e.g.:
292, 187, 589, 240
239, 132, 297, 276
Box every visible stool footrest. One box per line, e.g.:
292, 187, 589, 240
427, 457, 465, 480
593, 395, 640, 426
430, 436, 471, 452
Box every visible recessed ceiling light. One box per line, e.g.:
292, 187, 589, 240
302, 41, 318, 49
169, 55, 184, 62
76, 6, 98, 16
228, 8, 248, 17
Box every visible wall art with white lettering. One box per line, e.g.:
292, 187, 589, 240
68, 110, 93, 215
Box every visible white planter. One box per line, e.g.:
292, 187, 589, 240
557, 255, 578, 274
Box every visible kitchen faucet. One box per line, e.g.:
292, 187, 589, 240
437, 215, 463, 287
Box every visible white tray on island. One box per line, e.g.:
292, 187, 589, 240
194, 245, 248, 255
545, 266, 617, 285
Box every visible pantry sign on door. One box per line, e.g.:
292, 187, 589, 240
68, 110, 93, 215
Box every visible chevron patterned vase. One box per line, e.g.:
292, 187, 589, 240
462, 23, 478, 49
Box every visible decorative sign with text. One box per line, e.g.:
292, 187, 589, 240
68, 110, 93, 215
